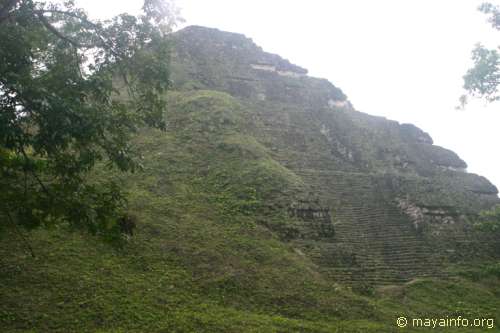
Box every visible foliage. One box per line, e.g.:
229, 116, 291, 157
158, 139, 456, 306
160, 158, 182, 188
461, 2, 500, 105
462, 44, 500, 103
0, 0, 178, 242
3, 96, 499, 331
476, 204, 500, 231
0, 117, 500, 333
1, 78, 500, 333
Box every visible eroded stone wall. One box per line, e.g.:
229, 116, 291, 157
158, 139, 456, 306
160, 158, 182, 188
170, 26, 500, 285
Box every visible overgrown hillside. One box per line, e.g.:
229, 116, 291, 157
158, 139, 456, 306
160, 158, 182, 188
1, 26, 500, 332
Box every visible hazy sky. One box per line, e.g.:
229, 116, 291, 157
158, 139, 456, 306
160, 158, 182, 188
77, 0, 500, 189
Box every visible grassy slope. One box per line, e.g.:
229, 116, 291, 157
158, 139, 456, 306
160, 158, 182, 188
1, 90, 500, 332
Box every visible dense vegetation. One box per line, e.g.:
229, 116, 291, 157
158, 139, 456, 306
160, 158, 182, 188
1, 90, 500, 332
1, 1, 500, 332
0, 0, 173, 240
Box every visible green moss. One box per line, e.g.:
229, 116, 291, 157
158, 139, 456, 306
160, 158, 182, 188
2, 87, 500, 333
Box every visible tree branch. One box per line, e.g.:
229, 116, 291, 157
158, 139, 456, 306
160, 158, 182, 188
34, 9, 100, 29
6, 210, 36, 258
73, 47, 84, 79
34, 9, 124, 60
36, 12, 85, 48
19, 147, 53, 201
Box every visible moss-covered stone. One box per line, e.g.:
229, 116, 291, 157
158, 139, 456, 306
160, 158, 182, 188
1, 25, 500, 333
168, 25, 500, 286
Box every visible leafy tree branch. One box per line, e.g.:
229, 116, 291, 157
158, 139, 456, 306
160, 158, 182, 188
0, 0, 180, 247
461, 2, 500, 106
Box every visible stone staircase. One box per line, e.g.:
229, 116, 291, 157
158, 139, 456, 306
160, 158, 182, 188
289, 169, 448, 285
249, 105, 498, 286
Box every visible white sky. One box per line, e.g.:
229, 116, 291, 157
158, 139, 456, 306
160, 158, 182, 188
77, 0, 500, 189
